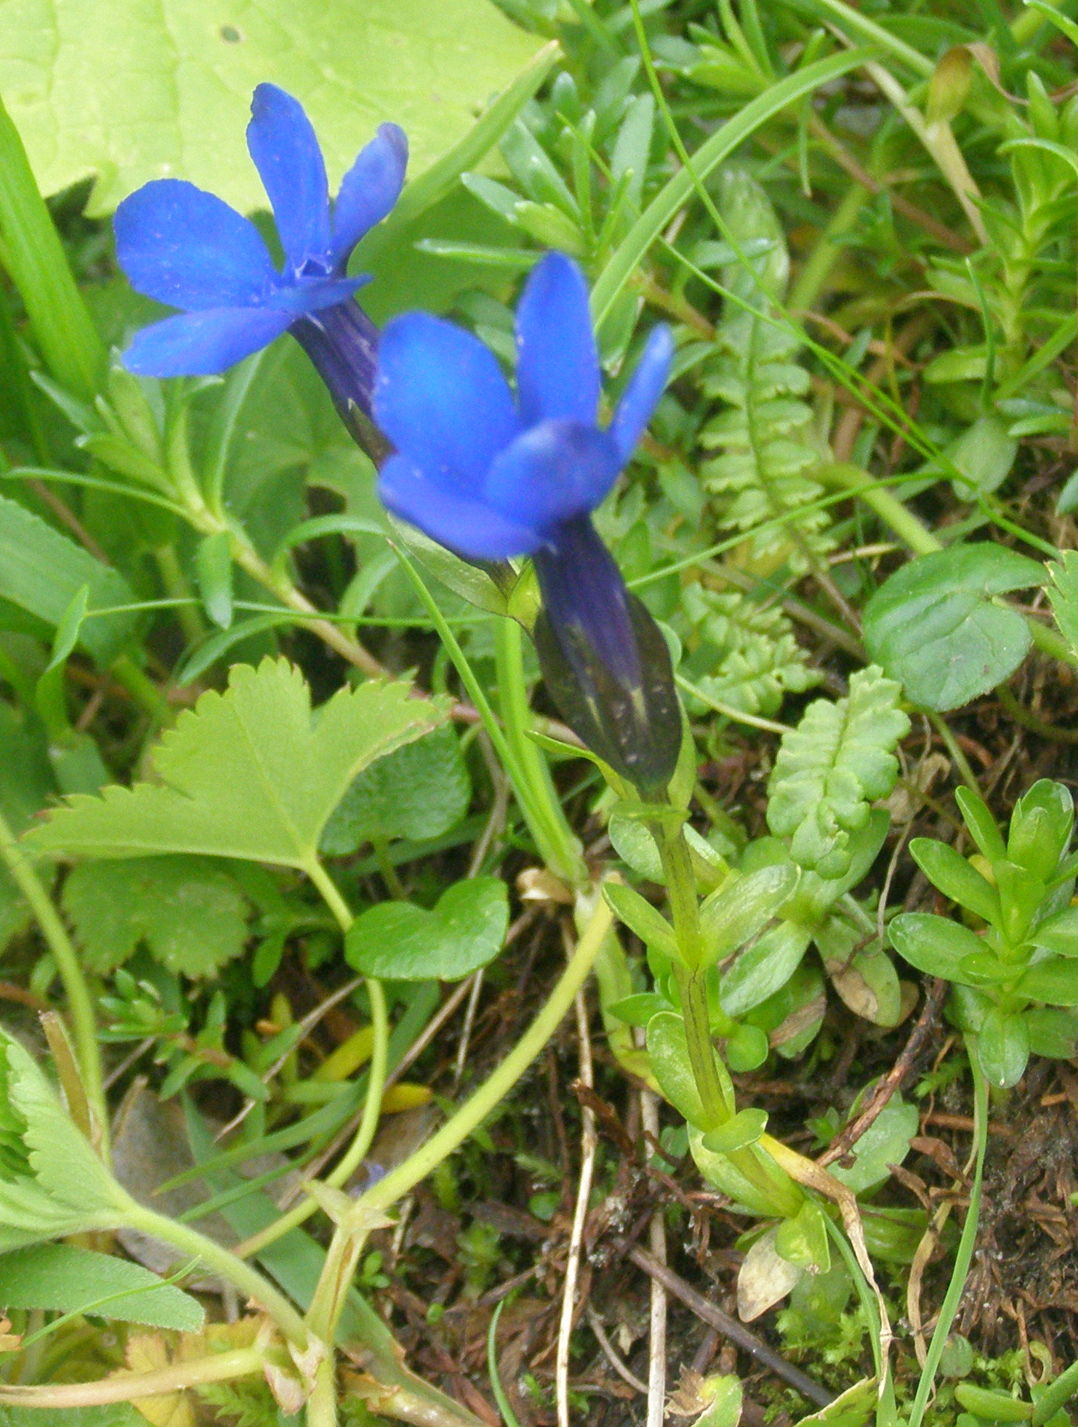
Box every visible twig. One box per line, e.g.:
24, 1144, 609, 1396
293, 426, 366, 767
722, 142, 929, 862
622, 1244, 834, 1409
585, 1304, 649, 1395
817, 977, 948, 1169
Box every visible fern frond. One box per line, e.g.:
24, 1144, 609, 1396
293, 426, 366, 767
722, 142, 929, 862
698, 168, 832, 574
680, 584, 819, 717
767, 665, 910, 878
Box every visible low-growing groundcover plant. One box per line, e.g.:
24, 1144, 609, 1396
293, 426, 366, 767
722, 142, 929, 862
0, 2, 1076, 1426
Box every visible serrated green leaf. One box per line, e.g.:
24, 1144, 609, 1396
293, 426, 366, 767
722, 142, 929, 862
0, 495, 137, 665
345, 878, 508, 981
0, 1033, 129, 1250
321, 725, 471, 855
863, 544, 1044, 710
62, 856, 250, 976
767, 666, 909, 878
0, 1242, 204, 1330
1047, 550, 1078, 658
2, 0, 541, 217
26, 659, 448, 870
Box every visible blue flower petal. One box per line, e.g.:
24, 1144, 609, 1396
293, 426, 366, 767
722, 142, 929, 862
609, 324, 673, 465
375, 312, 520, 482
331, 123, 408, 267
515, 253, 600, 426
267, 275, 366, 317
483, 421, 622, 535
379, 455, 541, 560
248, 84, 331, 272
121, 307, 293, 377
114, 180, 276, 311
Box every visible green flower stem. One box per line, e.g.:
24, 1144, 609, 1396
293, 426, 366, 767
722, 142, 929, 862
122, 1200, 313, 1351
820, 463, 1078, 669
493, 617, 587, 886
356, 893, 613, 1217
398, 549, 584, 884
0, 807, 107, 1152
252, 858, 390, 1229
180, 498, 386, 679
0, 1347, 266, 1407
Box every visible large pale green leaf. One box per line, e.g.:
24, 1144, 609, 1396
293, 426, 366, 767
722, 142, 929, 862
26, 658, 449, 870
0, 0, 541, 216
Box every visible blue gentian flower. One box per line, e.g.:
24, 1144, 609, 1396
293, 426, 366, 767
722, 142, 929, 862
374, 253, 681, 788
114, 84, 406, 429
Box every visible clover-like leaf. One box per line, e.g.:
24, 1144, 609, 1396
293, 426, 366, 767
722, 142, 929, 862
26, 659, 448, 872
766, 666, 910, 878
345, 878, 508, 981
863, 544, 1044, 710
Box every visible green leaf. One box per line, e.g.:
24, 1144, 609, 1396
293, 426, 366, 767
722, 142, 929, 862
2, 0, 542, 218
975, 1008, 1031, 1088
0, 1242, 204, 1330
603, 882, 679, 958
827, 1098, 919, 1193
0, 93, 104, 398
345, 878, 508, 981
818, 917, 903, 1027
910, 838, 1001, 924
26, 659, 448, 870
699, 863, 798, 962
720, 919, 812, 1017
863, 544, 1044, 710
956, 785, 1007, 863
1016, 958, 1078, 1006
1047, 551, 1078, 659
62, 856, 250, 976
1031, 904, 1078, 958
889, 912, 990, 983
647, 1011, 708, 1130
195, 530, 234, 630
1026, 1007, 1078, 1059
794, 1377, 878, 1426
0, 1408, 149, 1427
0, 495, 138, 665
321, 725, 471, 855
0, 1033, 129, 1251
701, 1107, 768, 1154
766, 666, 909, 878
